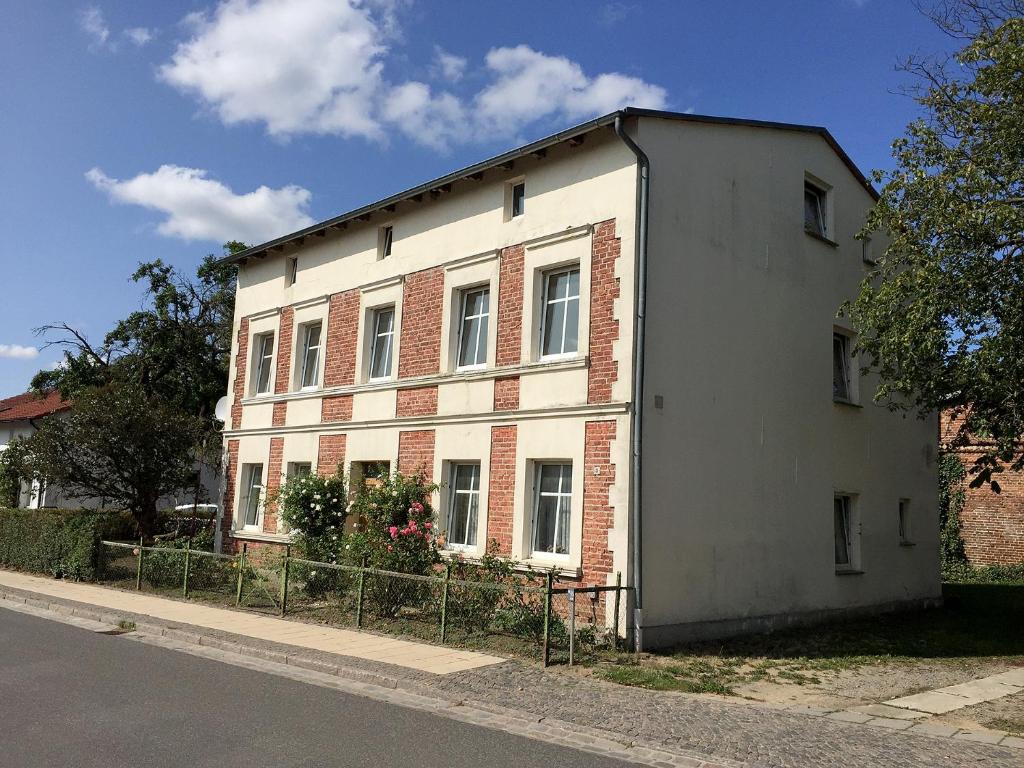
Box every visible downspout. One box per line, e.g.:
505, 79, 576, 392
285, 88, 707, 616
614, 113, 650, 652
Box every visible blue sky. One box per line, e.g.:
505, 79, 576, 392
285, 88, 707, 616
0, 0, 955, 398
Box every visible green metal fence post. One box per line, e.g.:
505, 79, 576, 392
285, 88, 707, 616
279, 545, 290, 617
355, 554, 367, 629
612, 571, 621, 649
542, 571, 553, 667
439, 562, 451, 644
135, 536, 144, 591
235, 543, 247, 607
182, 537, 192, 598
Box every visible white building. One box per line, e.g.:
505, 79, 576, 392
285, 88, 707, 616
219, 109, 940, 647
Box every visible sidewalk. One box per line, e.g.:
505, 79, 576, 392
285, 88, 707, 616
0, 570, 502, 674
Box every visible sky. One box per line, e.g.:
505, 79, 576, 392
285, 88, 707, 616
0, 0, 958, 398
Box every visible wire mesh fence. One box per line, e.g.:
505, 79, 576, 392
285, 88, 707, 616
94, 540, 631, 664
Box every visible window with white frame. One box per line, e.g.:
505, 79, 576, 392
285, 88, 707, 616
287, 462, 312, 479
833, 332, 852, 402
298, 322, 323, 390
533, 463, 572, 557
369, 306, 395, 380
379, 225, 393, 259
242, 464, 264, 528
898, 499, 912, 544
457, 287, 489, 369
252, 332, 275, 395
540, 266, 580, 358
447, 463, 480, 549
804, 180, 828, 238
834, 494, 857, 570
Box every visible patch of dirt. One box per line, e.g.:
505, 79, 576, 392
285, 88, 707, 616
933, 690, 1024, 735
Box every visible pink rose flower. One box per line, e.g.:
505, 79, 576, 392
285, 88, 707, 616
424, 521, 433, 530
388, 526, 398, 536
411, 501, 424, 513
387, 545, 394, 552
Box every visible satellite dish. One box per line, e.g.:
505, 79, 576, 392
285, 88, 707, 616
214, 396, 230, 425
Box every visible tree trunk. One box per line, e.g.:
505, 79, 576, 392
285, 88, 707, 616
135, 498, 160, 539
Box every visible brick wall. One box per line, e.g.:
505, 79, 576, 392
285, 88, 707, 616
588, 220, 621, 404
272, 401, 287, 427
492, 376, 520, 411
317, 435, 347, 477
396, 386, 438, 417
263, 437, 284, 533
398, 267, 444, 378
274, 306, 295, 394
485, 425, 517, 554
398, 429, 435, 478
495, 244, 524, 367
581, 420, 616, 583
231, 319, 249, 429
324, 290, 360, 387
321, 394, 353, 423
222, 439, 239, 543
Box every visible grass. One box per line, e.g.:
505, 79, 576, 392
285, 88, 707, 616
988, 717, 1024, 735
595, 582, 1024, 695
116, 620, 136, 632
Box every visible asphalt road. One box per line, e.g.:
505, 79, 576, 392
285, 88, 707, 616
0, 608, 632, 768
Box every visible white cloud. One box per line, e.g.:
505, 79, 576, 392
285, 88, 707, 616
79, 6, 111, 49
159, 0, 667, 148
86, 165, 314, 243
0, 345, 39, 360
124, 27, 153, 46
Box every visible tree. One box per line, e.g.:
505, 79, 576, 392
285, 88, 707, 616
847, 3, 1024, 489
25, 243, 244, 533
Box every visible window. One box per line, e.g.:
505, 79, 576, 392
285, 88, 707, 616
511, 181, 525, 218
861, 237, 876, 266
369, 307, 395, 380
286, 257, 298, 286
287, 462, 312, 479
804, 181, 828, 238
253, 332, 275, 395
540, 267, 580, 358
833, 333, 851, 401
898, 499, 912, 544
533, 463, 572, 557
299, 322, 323, 389
834, 495, 856, 570
447, 463, 480, 549
379, 225, 393, 259
242, 464, 264, 528
457, 287, 490, 368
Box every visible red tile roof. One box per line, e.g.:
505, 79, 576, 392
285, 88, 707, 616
0, 390, 71, 423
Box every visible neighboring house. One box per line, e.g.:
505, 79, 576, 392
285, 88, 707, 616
218, 108, 940, 647
940, 408, 1024, 565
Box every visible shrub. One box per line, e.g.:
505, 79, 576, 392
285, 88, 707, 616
276, 472, 348, 563
0, 507, 109, 580
939, 453, 968, 568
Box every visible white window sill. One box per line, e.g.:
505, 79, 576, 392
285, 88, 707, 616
233, 530, 294, 544
454, 364, 487, 374
833, 398, 863, 409
538, 353, 579, 364
300, 385, 321, 393
899, 540, 916, 548
835, 567, 865, 576
805, 229, 838, 248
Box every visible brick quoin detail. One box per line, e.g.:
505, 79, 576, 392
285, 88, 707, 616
398, 430, 435, 478
486, 425, 517, 554
274, 306, 295, 394
492, 376, 520, 411
581, 420, 616, 584
317, 435, 347, 477
263, 437, 284, 533
495, 244, 525, 367
398, 267, 444, 378
588, 220, 621, 404
320, 394, 353, 423
272, 401, 287, 427
324, 290, 360, 387
396, 386, 438, 417
231, 318, 249, 429
222, 439, 240, 543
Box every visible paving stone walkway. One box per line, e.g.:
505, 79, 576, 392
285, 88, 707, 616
886, 668, 1024, 715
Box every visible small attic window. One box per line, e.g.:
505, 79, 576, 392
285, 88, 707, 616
378, 225, 394, 259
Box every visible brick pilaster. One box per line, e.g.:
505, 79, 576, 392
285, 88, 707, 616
398, 267, 444, 378
496, 244, 524, 367
485, 425, 517, 554
588, 220, 621, 404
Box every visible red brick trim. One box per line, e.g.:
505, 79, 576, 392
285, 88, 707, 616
398, 429, 435, 478
223, 439, 240, 541
485, 425, 517, 554
396, 386, 439, 417
231, 319, 249, 430
263, 437, 284, 534
581, 420, 616, 583
496, 245, 525, 367
317, 434, 347, 477
493, 376, 520, 411
274, 306, 295, 394
399, 267, 444, 378
321, 394, 353, 423
324, 290, 360, 387
271, 401, 287, 427
588, 220, 620, 404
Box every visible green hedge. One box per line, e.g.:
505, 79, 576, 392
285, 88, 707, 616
0, 508, 114, 580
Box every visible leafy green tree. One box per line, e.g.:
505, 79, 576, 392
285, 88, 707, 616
25, 243, 244, 533
847, 4, 1024, 488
